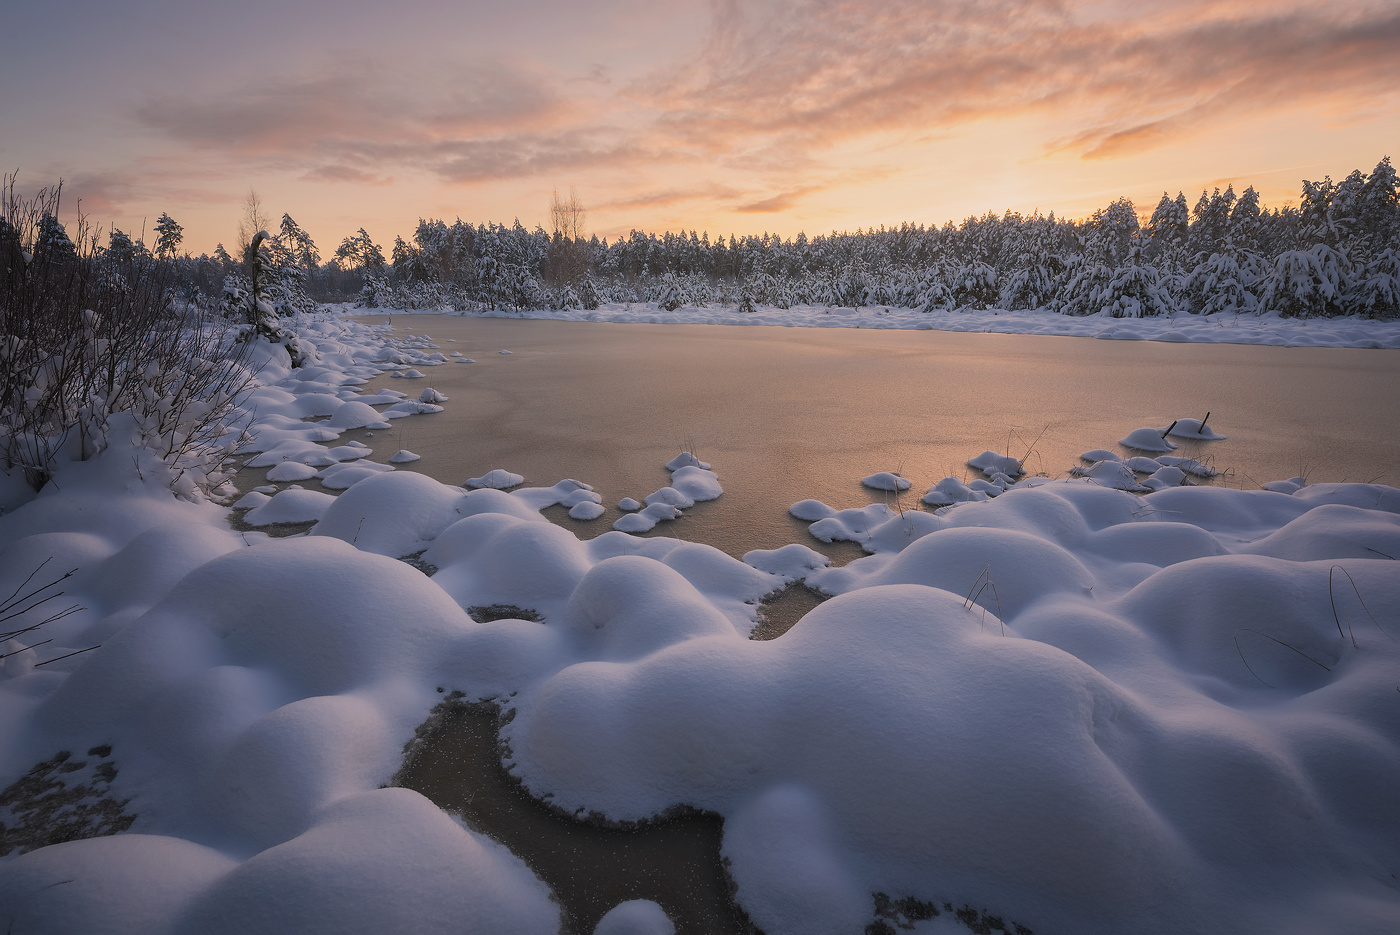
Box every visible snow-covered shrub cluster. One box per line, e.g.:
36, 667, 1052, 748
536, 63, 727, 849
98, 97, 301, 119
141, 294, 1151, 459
1, 177, 257, 508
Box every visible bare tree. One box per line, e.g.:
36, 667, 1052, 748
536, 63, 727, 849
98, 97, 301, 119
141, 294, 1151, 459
236, 189, 271, 264
551, 187, 586, 241
549, 188, 589, 284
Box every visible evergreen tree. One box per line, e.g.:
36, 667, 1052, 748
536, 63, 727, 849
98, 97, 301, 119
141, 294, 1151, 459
154, 213, 183, 258
333, 228, 385, 271
656, 271, 685, 310
278, 214, 320, 269
34, 214, 75, 263
106, 228, 141, 263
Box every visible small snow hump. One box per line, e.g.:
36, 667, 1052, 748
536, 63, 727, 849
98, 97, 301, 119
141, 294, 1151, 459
465, 469, 524, 490
389, 450, 421, 463
419, 387, 448, 403
862, 472, 911, 492
1162, 416, 1226, 440
1119, 427, 1178, 453
967, 450, 1024, 477
666, 452, 711, 471
498, 349, 513, 355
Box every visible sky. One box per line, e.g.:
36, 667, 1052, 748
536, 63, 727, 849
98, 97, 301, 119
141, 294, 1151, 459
4, 0, 1398, 255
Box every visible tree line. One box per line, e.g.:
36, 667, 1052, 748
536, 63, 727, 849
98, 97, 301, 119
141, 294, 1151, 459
26, 158, 1400, 320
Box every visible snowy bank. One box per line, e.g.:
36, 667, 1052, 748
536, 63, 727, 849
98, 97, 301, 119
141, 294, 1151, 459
330, 301, 1400, 349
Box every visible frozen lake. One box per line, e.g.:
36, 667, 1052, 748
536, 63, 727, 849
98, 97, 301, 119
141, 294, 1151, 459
353, 315, 1400, 557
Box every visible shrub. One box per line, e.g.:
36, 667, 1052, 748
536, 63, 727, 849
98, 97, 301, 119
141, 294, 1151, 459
1, 175, 256, 501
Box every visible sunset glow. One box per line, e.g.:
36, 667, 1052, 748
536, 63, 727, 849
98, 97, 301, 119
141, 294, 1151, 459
6, 0, 1398, 253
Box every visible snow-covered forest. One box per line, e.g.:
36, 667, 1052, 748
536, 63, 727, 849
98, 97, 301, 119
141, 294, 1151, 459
38, 157, 1400, 322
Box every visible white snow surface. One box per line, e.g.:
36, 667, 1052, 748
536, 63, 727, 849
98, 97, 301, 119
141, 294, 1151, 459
1, 314, 1398, 935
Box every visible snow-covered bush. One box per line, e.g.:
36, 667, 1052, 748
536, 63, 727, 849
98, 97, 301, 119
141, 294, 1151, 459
655, 272, 685, 311
2, 176, 256, 500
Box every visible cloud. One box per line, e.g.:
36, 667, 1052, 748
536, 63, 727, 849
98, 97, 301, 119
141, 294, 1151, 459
641, 0, 1400, 161
118, 0, 1400, 225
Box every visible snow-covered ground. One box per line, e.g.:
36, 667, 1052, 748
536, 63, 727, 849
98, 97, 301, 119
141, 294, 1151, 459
327, 300, 1400, 349
1, 314, 1398, 935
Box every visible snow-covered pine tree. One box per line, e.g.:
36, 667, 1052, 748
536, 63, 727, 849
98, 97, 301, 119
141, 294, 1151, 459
278, 214, 320, 270
334, 228, 385, 271
1056, 237, 1115, 315
1100, 246, 1174, 317
154, 213, 183, 259
579, 276, 601, 310
953, 261, 998, 309
558, 282, 581, 310
737, 281, 757, 313
656, 271, 685, 310
1350, 248, 1400, 318
106, 228, 140, 264
1188, 187, 1235, 261
1181, 249, 1259, 314
1144, 193, 1189, 267
914, 267, 953, 311
1258, 243, 1350, 317
34, 214, 75, 263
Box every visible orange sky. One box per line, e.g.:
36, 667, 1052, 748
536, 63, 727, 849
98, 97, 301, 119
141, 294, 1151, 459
5, 0, 1397, 254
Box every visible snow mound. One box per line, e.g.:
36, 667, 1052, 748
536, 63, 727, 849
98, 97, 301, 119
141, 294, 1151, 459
317, 460, 395, 490
1163, 417, 1225, 440
243, 488, 338, 526
921, 476, 990, 506
389, 450, 421, 463
327, 401, 391, 430
265, 461, 320, 482
743, 543, 832, 580
594, 899, 675, 935
1119, 427, 1177, 452
1071, 459, 1148, 491
569, 501, 606, 521
313, 471, 470, 556
1081, 449, 1121, 462
1157, 455, 1218, 478
419, 388, 448, 403
861, 472, 911, 492
466, 469, 525, 490
666, 452, 711, 471
967, 450, 1024, 477
616, 455, 722, 533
